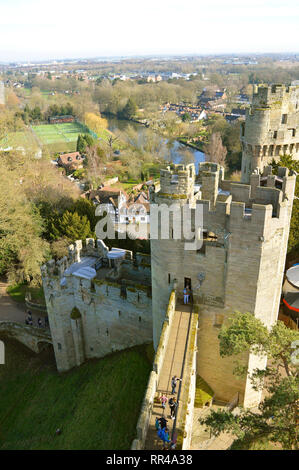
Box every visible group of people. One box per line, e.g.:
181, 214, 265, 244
155, 375, 182, 450
155, 417, 177, 450
25, 310, 48, 328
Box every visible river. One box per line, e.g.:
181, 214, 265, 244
106, 116, 205, 171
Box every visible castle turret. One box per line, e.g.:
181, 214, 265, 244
241, 83, 299, 183
151, 162, 296, 407
150, 164, 196, 348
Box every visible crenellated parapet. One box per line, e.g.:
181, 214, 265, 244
41, 238, 117, 280
158, 163, 195, 200
41, 237, 153, 373
241, 83, 299, 183
196, 165, 296, 230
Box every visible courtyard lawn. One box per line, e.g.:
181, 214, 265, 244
0, 336, 152, 450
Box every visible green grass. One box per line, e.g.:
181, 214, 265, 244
32, 122, 94, 153
7, 283, 45, 305
0, 130, 38, 151
230, 436, 278, 450
194, 375, 214, 408
0, 336, 151, 450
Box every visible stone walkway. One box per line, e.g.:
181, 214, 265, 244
190, 406, 235, 450
144, 304, 191, 450
0, 280, 44, 326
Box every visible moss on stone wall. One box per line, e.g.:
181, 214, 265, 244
70, 307, 81, 319
194, 376, 214, 408
158, 193, 188, 199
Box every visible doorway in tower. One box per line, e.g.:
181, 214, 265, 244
184, 277, 192, 289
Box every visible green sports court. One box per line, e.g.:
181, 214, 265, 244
32, 121, 95, 153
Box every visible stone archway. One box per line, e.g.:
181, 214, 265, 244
37, 340, 53, 353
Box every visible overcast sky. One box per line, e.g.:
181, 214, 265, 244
0, 0, 298, 62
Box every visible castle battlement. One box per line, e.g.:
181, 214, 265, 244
197, 164, 295, 225
241, 83, 299, 182
252, 83, 299, 108
41, 238, 152, 373
41, 238, 134, 281
159, 163, 195, 198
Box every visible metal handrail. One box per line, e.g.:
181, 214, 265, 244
171, 297, 194, 443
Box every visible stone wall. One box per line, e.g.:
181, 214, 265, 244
177, 312, 198, 450
131, 290, 176, 450
0, 321, 52, 353
41, 239, 153, 372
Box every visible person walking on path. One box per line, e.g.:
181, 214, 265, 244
160, 394, 168, 413
187, 285, 192, 304
157, 427, 171, 450
171, 375, 182, 394
155, 417, 160, 431
158, 416, 168, 430
38, 318, 42, 328
169, 397, 178, 419
183, 287, 188, 304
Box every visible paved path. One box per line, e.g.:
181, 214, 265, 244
0, 281, 44, 326
144, 304, 191, 450
190, 406, 235, 450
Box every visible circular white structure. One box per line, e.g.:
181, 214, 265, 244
286, 265, 299, 289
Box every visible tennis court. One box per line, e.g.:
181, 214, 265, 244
32, 121, 93, 152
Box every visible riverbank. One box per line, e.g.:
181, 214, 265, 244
105, 115, 205, 169
177, 137, 205, 152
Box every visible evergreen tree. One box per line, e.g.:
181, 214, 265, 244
121, 98, 137, 120
200, 312, 299, 450
47, 210, 92, 242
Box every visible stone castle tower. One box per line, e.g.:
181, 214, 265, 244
241, 83, 299, 183
41, 83, 297, 412
150, 161, 296, 407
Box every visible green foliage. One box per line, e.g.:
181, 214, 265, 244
72, 168, 86, 180
69, 198, 98, 232
230, 435, 276, 450
47, 103, 74, 119
6, 283, 45, 304
0, 337, 151, 450
218, 312, 269, 359
121, 98, 137, 120
76, 133, 95, 153
181, 112, 191, 122
201, 312, 299, 450
47, 211, 93, 242
271, 155, 299, 254
0, 164, 50, 284
105, 235, 150, 255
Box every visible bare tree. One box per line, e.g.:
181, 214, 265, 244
204, 132, 227, 167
